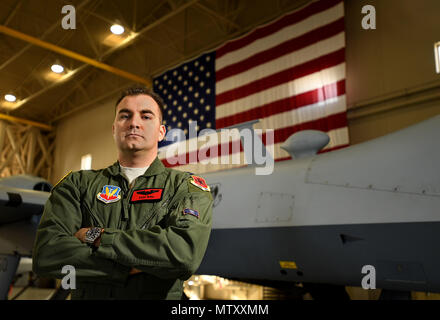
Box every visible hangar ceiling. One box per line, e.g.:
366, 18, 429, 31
0, 0, 310, 125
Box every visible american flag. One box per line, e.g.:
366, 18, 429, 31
154, 0, 349, 173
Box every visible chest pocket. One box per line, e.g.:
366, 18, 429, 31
136, 192, 174, 230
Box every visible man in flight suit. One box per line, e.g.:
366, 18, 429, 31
32, 86, 213, 299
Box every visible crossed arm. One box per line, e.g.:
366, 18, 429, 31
33, 173, 213, 282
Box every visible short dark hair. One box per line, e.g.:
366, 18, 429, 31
115, 86, 164, 123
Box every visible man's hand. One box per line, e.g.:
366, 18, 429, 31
74, 228, 90, 243
74, 228, 104, 247
75, 229, 139, 275
130, 268, 142, 275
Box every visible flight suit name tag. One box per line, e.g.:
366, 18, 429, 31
131, 188, 164, 203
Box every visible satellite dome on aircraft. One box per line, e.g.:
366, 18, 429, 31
281, 130, 330, 159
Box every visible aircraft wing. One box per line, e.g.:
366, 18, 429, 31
0, 185, 49, 226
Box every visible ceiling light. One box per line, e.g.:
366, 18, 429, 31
4, 94, 16, 102
51, 64, 64, 73
110, 24, 124, 35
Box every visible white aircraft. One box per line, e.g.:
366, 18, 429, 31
197, 115, 440, 299
1, 115, 439, 300
0, 176, 50, 300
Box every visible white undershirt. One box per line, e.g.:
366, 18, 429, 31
120, 165, 149, 188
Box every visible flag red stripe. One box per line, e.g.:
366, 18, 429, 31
261, 112, 347, 145
161, 139, 244, 168
216, 18, 345, 82
216, 80, 346, 129
216, 0, 343, 59
216, 48, 345, 106
161, 112, 347, 168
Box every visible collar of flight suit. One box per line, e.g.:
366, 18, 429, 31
106, 156, 166, 178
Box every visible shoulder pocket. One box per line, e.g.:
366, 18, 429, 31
169, 192, 213, 227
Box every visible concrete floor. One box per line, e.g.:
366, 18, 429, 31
7, 282, 440, 300
8, 287, 56, 300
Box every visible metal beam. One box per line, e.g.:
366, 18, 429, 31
52, 83, 130, 122
0, 0, 92, 72
3, 0, 22, 26
33, 131, 53, 175
100, 0, 200, 61
0, 120, 6, 152
136, 0, 170, 30
48, 68, 97, 117
4, 0, 199, 120
80, 20, 100, 57
49, 0, 200, 120
0, 25, 152, 86
26, 128, 37, 173
0, 130, 27, 175
132, 0, 137, 31
6, 127, 26, 173
194, 2, 241, 30
0, 113, 53, 131
11, 64, 88, 115
12, 0, 102, 94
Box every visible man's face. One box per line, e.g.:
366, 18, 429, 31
112, 94, 166, 154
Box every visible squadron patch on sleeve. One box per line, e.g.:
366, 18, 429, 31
183, 208, 199, 219
190, 175, 210, 192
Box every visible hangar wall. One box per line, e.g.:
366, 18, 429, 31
345, 0, 440, 144
53, 99, 118, 182
51, 0, 440, 184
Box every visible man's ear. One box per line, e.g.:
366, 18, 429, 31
158, 124, 166, 142
112, 123, 115, 137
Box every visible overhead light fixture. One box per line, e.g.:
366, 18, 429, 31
4, 94, 16, 102
110, 24, 124, 35
51, 64, 64, 74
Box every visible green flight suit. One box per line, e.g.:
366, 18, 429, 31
32, 157, 213, 300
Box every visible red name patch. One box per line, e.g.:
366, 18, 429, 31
130, 188, 164, 203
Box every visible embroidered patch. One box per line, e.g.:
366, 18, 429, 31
183, 208, 199, 219
131, 188, 164, 203
97, 185, 121, 204
190, 175, 210, 192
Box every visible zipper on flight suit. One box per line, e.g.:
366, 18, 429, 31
118, 176, 130, 230
139, 187, 189, 230
139, 195, 172, 230
138, 177, 192, 230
